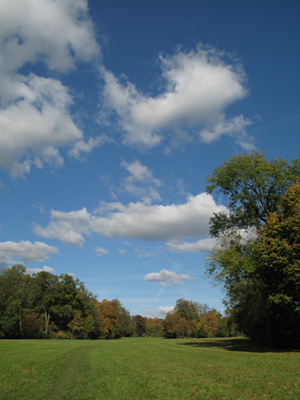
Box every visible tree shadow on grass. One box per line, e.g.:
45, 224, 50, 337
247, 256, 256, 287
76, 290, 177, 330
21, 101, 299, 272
177, 337, 298, 353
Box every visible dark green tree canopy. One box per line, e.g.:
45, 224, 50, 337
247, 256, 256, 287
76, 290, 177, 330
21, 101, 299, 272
206, 151, 300, 237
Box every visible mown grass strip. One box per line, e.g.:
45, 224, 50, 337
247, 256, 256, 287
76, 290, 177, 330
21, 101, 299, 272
0, 337, 299, 399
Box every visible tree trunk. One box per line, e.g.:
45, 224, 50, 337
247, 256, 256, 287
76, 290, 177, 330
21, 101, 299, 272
45, 311, 51, 334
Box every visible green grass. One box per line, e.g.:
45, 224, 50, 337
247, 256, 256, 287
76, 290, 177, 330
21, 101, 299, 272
1, 337, 300, 399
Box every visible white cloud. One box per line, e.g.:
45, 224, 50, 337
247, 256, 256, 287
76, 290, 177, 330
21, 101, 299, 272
166, 237, 217, 253
121, 160, 162, 201
100, 45, 251, 148
143, 306, 174, 318
144, 268, 194, 287
168, 227, 258, 253
117, 249, 127, 254
34, 208, 92, 247
26, 265, 56, 274
0, 74, 83, 176
199, 114, 253, 145
69, 135, 114, 160
0, 0, 99, 73
0, 0, 100, 176
0, 241, 59, 264
95, 246, 109, 255
34, 192, 227, 245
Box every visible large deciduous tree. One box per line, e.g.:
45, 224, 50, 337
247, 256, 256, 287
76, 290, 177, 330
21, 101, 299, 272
206, 151, 300, 347
238, 179, 300, 347
206, 150, 300, 236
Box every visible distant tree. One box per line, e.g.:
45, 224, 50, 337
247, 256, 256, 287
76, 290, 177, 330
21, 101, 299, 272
162, 312, 177, 338
111, 299, 132, 337
68, 311, 84, 339
191, 312, 218, 338
23, 313, 44, 339
96, 299, 121, 339
84, 314, 95, 339
31, 270, 58, 334
174, 298, 201, 321
175, 317, 191, 338
132, 315, 146, 337
145, 317, 163, 337
0, 264, 32, 338
205, 312, 219, 337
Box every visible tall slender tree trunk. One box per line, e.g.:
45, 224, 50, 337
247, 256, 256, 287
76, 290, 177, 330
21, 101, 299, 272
45, 311, 51, 334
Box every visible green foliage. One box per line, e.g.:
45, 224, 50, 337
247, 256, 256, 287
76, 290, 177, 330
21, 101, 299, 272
191, 312, 219, 338
206, 150, 300, 347
55, 330, 72, 339
205, 229, 259, 308
132, 314, 147, 337
0, 266, 130, 340
84, 314, 95, 339
238, 179, 300, 347
162, 299, 226, 339
174, 298, 201, 320
206, 150, 300, 236
145, 317, 163, 337
68, 311, 85, 339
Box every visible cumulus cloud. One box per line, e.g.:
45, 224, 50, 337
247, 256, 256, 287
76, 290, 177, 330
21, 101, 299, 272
121, 160, 162, 201
0, 0, 100, 176
34, 192, 227, 246
143, 306, 174, 318
144, 268, 194, 287
95, 246, 109, 255
0, 241, 59, 264
100, 45, 251, 148
0, 0, 99, 73
0, 74, 83, 176
26, 265, 56, 274
34, 208, 92, 247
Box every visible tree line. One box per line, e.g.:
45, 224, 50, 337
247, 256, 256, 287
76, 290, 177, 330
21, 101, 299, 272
0, 265, 166, 339
162, 298, 238, 339
205, 150, 300, 348
0, 264, 231, 340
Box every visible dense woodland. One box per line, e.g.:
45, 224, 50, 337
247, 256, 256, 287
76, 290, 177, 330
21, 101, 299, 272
0, 264, 231, 339
0, 265, 166, 339
1, 151, 300, 347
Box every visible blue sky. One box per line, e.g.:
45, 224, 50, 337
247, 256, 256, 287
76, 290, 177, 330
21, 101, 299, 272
0, 0, 299, 317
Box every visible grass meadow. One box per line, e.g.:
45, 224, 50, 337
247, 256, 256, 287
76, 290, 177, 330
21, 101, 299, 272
0, 337, 300, 399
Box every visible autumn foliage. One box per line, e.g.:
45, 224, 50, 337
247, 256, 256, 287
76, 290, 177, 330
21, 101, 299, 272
161, 299, 231, 339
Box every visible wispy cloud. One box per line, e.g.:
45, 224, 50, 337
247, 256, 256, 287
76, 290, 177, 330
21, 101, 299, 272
120, 160, 163, 201
95, 246, 109, 255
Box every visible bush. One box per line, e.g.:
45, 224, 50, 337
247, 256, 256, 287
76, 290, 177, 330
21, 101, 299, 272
55, 331, 72, 340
